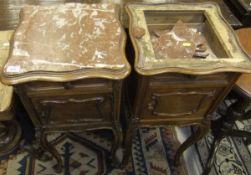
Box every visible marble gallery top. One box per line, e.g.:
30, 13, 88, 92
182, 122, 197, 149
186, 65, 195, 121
126, 3, 251, 75
2, 3, 130, 84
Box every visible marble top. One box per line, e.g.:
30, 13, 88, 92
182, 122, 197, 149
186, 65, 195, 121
3, 3, 128, 76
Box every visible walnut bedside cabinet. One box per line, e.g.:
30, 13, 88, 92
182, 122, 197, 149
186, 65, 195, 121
1, 3, 130, 172
123, 2, 251, 167
0, 30, 22, 156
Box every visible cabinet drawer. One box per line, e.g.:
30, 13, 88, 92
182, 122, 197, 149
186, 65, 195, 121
31, 93, 112, 125
151, 73, 229, 86
142, 87, 222, 121
25, 78, 113, 97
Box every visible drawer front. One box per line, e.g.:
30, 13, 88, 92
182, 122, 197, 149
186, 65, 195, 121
151, 73, 229, 87
141, 87, 222, 121
31, 93, 112, 125
24, 79, 113, 97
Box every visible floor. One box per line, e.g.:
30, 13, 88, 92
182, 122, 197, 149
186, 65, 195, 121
1, 98, 251, 175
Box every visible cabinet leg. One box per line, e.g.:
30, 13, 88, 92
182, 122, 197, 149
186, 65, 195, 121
174, 118, 210, 166
22, 144, 48, 161
111, 121, 123, 166
20, 129, 51, 162
121, 118, 138, 168
40, 133, 63, 173
121, 123, 133, 168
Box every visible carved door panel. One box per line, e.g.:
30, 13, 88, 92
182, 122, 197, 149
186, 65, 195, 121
143, 87, 221, 120
32, 94, 112, 125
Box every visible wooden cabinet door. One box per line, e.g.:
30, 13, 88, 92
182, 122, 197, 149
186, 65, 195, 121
32, 93, 112, 125
142, 87, 222, 121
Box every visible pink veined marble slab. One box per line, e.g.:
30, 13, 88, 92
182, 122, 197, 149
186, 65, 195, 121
4, 3, 126, 75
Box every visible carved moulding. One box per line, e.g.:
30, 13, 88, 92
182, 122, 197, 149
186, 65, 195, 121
126, 2, 251, 76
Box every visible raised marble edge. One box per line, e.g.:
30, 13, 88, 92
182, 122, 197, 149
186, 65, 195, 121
126, 2, 251, 76
1, 4, 131, 85
0, 30, 14, 113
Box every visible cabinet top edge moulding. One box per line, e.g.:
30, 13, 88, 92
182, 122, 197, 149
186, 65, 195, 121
1, 3, 131, 85
126, 2, 251, 76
